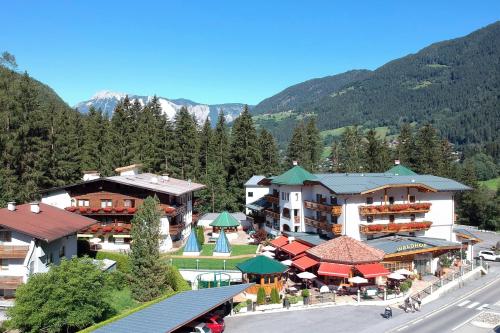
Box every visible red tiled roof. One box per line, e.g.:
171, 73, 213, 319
281, 241, 311, 256
270, 236, 288, 248
0, 203, 96, 242
292, 256, 318, 271
355, 263, 390, 278
307, 236, 385, 265
317, 263, 352, 278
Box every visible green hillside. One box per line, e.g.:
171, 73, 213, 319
480, 177, 500, 191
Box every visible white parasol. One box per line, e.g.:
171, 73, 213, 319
89, 237, 102, 244
260, 251, 275, 258
348, 276, 368, 284
262, 245, 276, 252
395, 268, 413, 276
388, 272, 406, 280
319, 285, 330, 293
297, 271, 317, 280
281, 259, 293, 266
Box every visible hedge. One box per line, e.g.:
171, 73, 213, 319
95, 251, 131, 274
165, 265, 191, 292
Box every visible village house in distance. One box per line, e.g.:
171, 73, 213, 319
0, 202, 95, 297
41, 164, 205, 252
245, 161, 471, 276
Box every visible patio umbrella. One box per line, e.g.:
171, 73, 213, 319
319, 285, 330, 293
89, 238, 101, 244
263, 245, 276, 251
281, 259, 293, 266
388, 272, 406, 280
297, 272, 316, 280
288, 286, 298, 292
348, 276, 368, 284
395, 268, 414, 276
260, 251, 275, 258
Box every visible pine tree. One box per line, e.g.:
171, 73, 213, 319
338, 126, 365, 172
104, 99, 134, 172
228, 106, 261, 209
286, 122, 309, 168
258, 128, 281, 176
81, 107, 107, 172
211, 111, 230, 172
415, 124, 441, 174
172, 107, 200, 180
130, 196, 168, 302
364, 129, 391, 172
305, 118, 322, 172
199, 118, 213, 178
397, 123, 415, 167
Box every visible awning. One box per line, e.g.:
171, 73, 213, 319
292, 256, 319, 271
270, 236, 289, 248
245, 197, 270, 212
355, 263, 390, 278
281, 241, 311, 256
317, 263, 351, 278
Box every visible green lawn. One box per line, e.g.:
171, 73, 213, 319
167, 257, 249, 270
172, 244, 257, 257
480, 177, 500, 191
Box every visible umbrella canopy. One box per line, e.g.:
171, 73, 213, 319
281, 259, 293, 266
209, 211, 240, 228
263, 245, 276, 251
261, 251, 275, 258
319, 285, 330, 293
348, 276, 368, 284
288, 286, 298, 291
388, 272, 406, 280
395, 268, 414, 276
90, 237, 101, 244
297, 271, 317, 280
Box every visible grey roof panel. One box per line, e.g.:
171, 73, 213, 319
282, 231, 328, 246
94, 284, 253, 333
107, 173, 205, 196
365, 236, 461, 255
244, 175, 266, 186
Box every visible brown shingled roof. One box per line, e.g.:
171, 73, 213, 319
0, 203, 96, 242
306, 236, 385, 265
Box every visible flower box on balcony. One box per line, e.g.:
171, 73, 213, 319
368, 224, 383, 232
65, 207, 77, 212
165, 206, 176, 214
114, 226, 124, 233
90, 226, 100, 233
103, 208, 113, 213
127, 207, 137, 214
102, 226, 113, 232
91, 207, 101, 213
79, 207, 88, 213
115, 207, 125, 213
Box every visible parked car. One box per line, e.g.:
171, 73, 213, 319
477, 250, 500, 261
176, 322, 212, 333
202, 314, 225, 333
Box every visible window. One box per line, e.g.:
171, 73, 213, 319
389, 197, 395, 205
47, 253, 54, 265
0, 259, 8, 271
409, 195, 416, 203
114, 237, 124, 244
295, 193, 299, 201
330, 196, 338, 205
367, 216, 373, 223
273, 219, 279, 230
410, 214, 416, 222
59, 246, 65, 258
100, 199, 112, 208
123, 199, 135, 208
78, 199, 89, 207
389, 215, 395, 222
316, 194, 322, 202
0, 230, 11, 242
331, 215, 338, 224
366, 197, 373, 205
248, 192, 254, 198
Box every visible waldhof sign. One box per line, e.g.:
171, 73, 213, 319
396, 243, 426, 252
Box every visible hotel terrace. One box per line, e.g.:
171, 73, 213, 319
245, 162, 471, 276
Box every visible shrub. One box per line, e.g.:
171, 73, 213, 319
400, 280, 412, 293
257, 287, 266, 305
439, 254, 452, 268
96, 252, 131, 274
106, 270, 127, 291
301, 289, 310, 298
165, 265, 191, 292
253, 229, 268, 244
288, 295, 300, 304
270, 287, 280, 304
246, 299, 252, 306
233, 302, 246, 313
196, 226, 205, 247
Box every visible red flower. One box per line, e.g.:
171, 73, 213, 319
91, 207, 100, 213
102, 226, 113, 232
368, 224, 383, 232
115, 207, 125, 213
164, 206, 175, 214
127, 207, 137, 214
65, 207, 77, 212
90, 225, 100, 232
103, 207, 112, 213
114, 226, 124, 233
79, 207, 88, 213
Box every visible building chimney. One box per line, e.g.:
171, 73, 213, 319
292, 160, 298, 166
162, 174, 170, 181
82, 171, 101, 181
394, 160, 401, 165
7, 202, 16, 212
30, 202, 40, 214
287, 236, 295, 244
150, 176, 159, 184
115, 164, 143, 176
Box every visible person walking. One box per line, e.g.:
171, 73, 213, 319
283, 296, 290, 310
384, 306, 393, 319
416, 295, 422, 311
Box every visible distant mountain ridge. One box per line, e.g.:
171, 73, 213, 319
74, 91, 249, 125
252, 21, 500, 150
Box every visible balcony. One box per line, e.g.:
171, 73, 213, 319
304, 216, 343, 235
169, 223, 184, 235
294, 216, 300, 224
359, 221, 433, 234
0, 245, 29, 259
264, 209, 280, 220
66, 204, 185, 217
304, 200, 342, 216
359, 203, 431, 216
80, 223, 131, 235
264, 194, 279, 204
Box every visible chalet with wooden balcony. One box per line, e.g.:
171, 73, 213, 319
0, 202, 95, 298
245, 161, 470, 246
41, 164, 205, 252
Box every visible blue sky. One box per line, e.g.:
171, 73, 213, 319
2, 1, 499, 106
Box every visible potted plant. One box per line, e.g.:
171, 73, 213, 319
301, 289, 310, 305
91, 207, 100, 213
65, 206, 77, 212
79, 207, 88, 213
127, 207, 137, 214
257, 287, 266, 305
246, 299, 253, 311
103, 207, 112, 213
115, 207, 125, 213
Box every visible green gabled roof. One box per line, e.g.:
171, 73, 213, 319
209, 211, 240, 228
272, 165, 318, 185
236, 255, 287, 275
386, 164, 417, 176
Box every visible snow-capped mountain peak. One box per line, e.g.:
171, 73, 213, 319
91, 90, 127, 100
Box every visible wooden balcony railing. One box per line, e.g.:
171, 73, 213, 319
359, 221, 432, 234
264, 209, 280, 220
0, 276, 23, 289
169, 223, 184, 235
304, 216, 342, 235
304, 200, 342, 216
294, 216, 300, 223
331, 224, 342, 236
0, 245, 29, 259
80, 223, 131, 235
264, 194, 279, 204
359, 203, 431, 216
245, 280, 284, 295
66, 204, 186, 217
